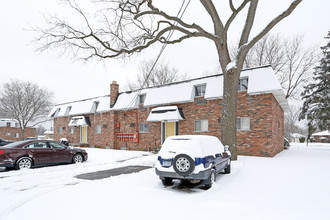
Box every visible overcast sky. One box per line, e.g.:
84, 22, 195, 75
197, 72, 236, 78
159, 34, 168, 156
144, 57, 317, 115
1, 0, 329, 106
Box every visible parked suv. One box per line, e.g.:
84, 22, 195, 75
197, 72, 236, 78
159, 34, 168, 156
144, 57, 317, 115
155, 135, 231, 189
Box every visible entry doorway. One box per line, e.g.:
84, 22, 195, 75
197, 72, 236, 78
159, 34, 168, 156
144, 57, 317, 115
80, 126, 88, 143
161, 121, 178, 144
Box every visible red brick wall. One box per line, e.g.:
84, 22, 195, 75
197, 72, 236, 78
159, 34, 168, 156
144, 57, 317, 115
313, 135, 330, 143
52, 91, 285, 157
0, 127, 36, 141
236, 92, 273, 156
271, 96, 285, 156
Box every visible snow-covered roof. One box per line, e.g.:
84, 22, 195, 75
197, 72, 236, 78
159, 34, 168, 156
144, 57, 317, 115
68, 116, 89, 127
111, 65, 288, 111
48, 95, 111, 118
312, 130, 330, 136
49, 65, 289, 117
0, 118, 19, 127
147, 106, 185, 122
291, 133, 305, 138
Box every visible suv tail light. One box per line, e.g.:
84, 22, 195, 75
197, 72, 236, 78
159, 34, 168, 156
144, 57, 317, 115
0, 150, 5, 155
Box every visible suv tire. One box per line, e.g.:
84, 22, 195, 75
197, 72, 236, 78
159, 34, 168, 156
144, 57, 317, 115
203, 168, 216, 189
173, 154, 195, 176
224, 160, 231, 174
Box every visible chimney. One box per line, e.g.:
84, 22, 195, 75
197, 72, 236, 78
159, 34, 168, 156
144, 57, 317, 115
110, 81, 119, 107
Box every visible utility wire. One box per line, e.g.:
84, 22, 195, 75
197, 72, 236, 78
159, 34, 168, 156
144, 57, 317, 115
123, 0, 191, 112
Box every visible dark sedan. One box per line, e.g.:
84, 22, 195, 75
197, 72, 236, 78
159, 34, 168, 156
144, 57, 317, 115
0, 140, 88, 170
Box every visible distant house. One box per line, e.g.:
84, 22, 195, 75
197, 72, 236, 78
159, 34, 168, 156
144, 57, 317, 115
312, 131, 330, 143
0, 118, 36, 141
44, 130, 54, 140
291, 133, 305, 143
48, 65, 289, 157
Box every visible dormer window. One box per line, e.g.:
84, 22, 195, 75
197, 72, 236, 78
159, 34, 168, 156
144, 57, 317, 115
194, 84, 206, 97
51, 108, 61, 117
65, 106, 72, 116
91, 101, 99, 113
139, 94, 146, 105
238, 77, 248, 91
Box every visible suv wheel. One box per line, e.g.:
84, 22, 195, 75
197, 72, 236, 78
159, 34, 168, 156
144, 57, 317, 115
204, 169, 216, 189
173, 154, 195, 176
224, 160, 231, 174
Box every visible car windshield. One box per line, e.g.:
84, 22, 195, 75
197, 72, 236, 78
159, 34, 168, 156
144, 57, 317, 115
0, 141, 27, 149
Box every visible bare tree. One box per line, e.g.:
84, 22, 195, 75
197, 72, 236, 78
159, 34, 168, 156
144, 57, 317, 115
284, 105, 302, 140
36, 125, 47, 136
126, 60, 188, 90
0, 79, 54, 140
242, 33, 320, 99
35, 0, 302, 159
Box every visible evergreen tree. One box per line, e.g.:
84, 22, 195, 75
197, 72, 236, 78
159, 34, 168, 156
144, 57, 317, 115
300, 31, 330, 131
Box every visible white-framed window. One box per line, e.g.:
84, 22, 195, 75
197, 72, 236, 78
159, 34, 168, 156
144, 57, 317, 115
14, 133, 19, 138
58, 127, 63, 134
238, 77, 248, 91
139, 123, 149, 133
95, 125, 102, 134
194, 84, 206, 97
5, 132, 11, 136
237, 117, 250, 131
194, 120, 208, 132
69, 127, 74, 134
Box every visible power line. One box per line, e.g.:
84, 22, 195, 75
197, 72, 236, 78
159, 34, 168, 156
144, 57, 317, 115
123, 0, 191, 112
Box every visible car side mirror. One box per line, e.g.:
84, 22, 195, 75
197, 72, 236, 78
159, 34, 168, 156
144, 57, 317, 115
224, 145, 229, 152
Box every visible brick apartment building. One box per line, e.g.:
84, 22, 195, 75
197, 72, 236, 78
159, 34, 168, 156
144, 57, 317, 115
0, 119, 36, 141
49, 65, 289, 157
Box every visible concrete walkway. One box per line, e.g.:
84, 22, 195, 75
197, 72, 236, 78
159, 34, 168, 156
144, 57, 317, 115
75, 165, 153, 180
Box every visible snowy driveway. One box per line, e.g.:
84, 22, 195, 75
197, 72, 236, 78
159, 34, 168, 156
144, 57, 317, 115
1, 143, 330, 220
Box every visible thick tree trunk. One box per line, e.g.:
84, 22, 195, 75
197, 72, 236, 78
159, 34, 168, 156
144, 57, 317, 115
221, 68, 240, 160
21, 129, 25, 140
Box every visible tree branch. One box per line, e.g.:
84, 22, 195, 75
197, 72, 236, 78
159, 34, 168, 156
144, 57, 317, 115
199, 0, 224, 37
241, 0, 302, 56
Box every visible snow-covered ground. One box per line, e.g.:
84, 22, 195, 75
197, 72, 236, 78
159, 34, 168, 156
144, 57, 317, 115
1, 143, 330, 220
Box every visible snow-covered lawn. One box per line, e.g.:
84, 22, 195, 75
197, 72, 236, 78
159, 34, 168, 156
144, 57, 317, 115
1, 143, 330, 220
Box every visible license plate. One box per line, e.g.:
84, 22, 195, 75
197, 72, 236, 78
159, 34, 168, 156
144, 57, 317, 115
162, 161, 171, 167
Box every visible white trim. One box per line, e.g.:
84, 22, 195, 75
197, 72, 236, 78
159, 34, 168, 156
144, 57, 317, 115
147, 106, 184, 122
68, 116, 88, 127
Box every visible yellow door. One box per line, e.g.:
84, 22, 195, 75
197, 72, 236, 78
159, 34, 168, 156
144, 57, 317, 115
166, 122, 175, 139
80, 126, 88, 143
